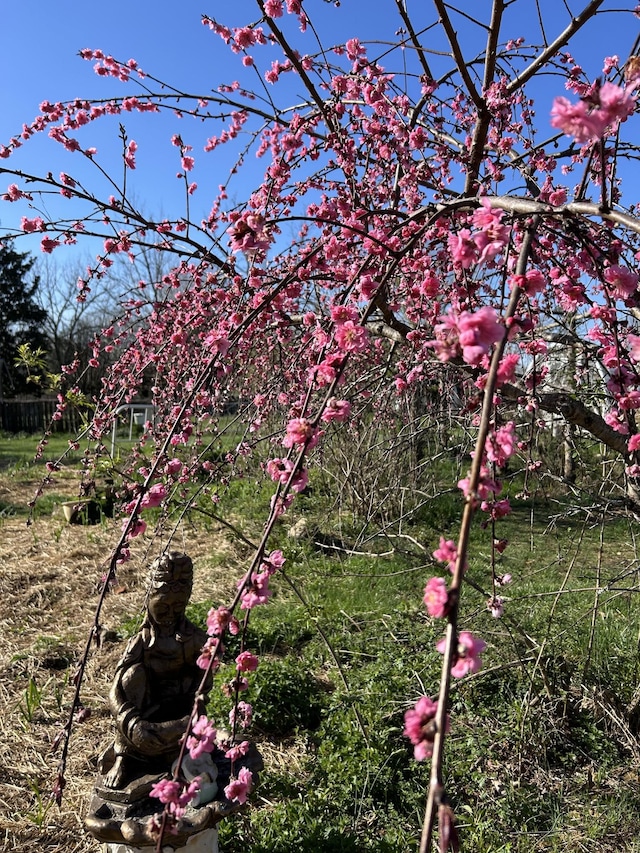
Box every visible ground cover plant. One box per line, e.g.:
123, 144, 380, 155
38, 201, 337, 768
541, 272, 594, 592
4, 1, 640, 850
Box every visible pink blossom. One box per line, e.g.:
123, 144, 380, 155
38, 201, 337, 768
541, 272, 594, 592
432, 537, 462, 574
551, 82, 635, 143
309, 354, 344, 386
235, 651, 259, 672
480, 498, 512, 519
166, 458, 182, 475
21, 216, 45, 232
149, 778, 181, 805
240, 571, 271, 609
335, 320, 369, 353
266, 457, 294, 484
196, 638, 216, 671
264, 549, 285, 570
457, 307, 505, 366
509, 269, 546, 297
204, 329, 231, 356
181, 155, 195, 171
628, 434, 640, 453
448, 228, 478, 269
605, 264, 638, 299
430, 307, 504, 367
550, 96, 604, 143
229, 701, 253, 730
266, 458, 308, 492
186, 714, 217, 759
458, 465, 501, 502
423, 577, 449, 618
486, 422, 516, 467
436, 631, 486, 677
123, 517, 147, 538
124, 139, 137, 169
331, 304, 359, 324
229, 211, 270, 256
264, 0, 283, 17
225, 740, 250, 762
41, 237, 61, 253
149, 777, 200, 818
487, 596, 504, 618
471, 201, 509, 264
492, 353, 520, 387
403, 696, 449, 761
224, 766, 253, 804
4, 183, 27, 201
628, 334, 640, 362
321, 398, 351, 423
207, 605, 240, 637
140, 482, 167, 509
359, 274, 379, 299
598, 81, 636, 125
283, 417, 319, 449
270, 494, 293, 517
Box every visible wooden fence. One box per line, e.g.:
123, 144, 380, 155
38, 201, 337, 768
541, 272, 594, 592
0, 398, 83, 434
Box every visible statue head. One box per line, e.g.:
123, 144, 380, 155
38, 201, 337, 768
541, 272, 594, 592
146, 551, 193, 631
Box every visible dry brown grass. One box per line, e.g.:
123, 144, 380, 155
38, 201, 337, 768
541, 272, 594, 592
0, 466, 260, 852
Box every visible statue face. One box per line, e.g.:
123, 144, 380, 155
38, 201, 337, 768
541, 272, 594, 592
148, 586, 190, 629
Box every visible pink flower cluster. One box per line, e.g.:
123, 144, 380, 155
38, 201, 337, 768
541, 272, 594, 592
423, 576, 449, 618
239, 549, 284, 612
321, 397, 351, 423
186, 714, 217, 760
206, 605, 240, 638
485, 422, 516, 467
240, 572, 272, 609
228, 210, 271, 256
229, 700, 253, 730
236, 650, 259, 672
436, 631, 486, 678
403, 695, 449, 761
149, 777, 201, 820
140, 482, 167, 509
429, 306, 505, 367
458, 465, 501, 503
604, 264, 638, 300
446, 202, 509, 269
283, 417, 319, 450
332, 304, 369, 354
550, 81, 635, 143
432, 537, 466, 574
266, 457, 309, 492
224, 766, 253, 804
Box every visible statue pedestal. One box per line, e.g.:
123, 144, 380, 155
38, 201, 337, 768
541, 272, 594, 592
102, 827, 218, 853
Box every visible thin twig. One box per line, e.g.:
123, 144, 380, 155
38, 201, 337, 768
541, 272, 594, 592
420, 216, 540, 853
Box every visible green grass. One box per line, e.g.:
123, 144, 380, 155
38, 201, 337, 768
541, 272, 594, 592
14, 427, 640, 851
0, 432, 81, 470
209, 478, 640, 853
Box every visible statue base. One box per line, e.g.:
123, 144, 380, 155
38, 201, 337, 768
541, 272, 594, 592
101, 827, 218, 852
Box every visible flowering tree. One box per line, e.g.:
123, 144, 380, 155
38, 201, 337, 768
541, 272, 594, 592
3, 1, 640, 850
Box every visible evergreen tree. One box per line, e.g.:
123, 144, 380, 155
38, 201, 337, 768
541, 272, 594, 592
0, 241, 48, 397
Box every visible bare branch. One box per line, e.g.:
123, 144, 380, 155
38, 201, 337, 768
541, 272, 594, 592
432, 0, 483, 108
506, 0, 606, 94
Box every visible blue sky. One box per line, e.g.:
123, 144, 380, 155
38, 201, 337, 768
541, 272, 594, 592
1, 1, 638, 260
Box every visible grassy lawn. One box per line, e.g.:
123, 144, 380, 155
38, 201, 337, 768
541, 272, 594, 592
2, 431, 640, 852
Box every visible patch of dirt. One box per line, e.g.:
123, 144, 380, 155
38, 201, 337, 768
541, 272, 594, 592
0, 477, 250, 853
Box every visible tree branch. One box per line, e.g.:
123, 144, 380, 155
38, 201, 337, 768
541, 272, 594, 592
432, 0, 483, 108
506, 0, 606, 94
